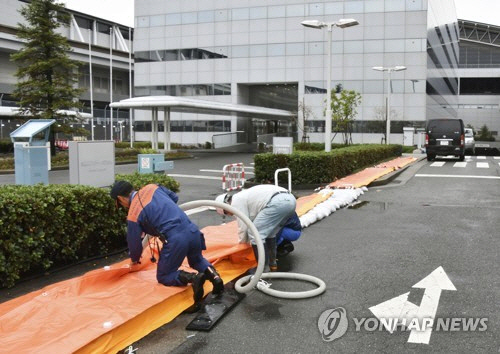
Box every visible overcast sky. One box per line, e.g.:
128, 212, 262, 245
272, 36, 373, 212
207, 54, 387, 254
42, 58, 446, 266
62, 0, 499, 28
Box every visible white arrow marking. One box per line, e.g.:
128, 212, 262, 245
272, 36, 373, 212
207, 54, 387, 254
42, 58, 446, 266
369, 266, 456, 345
369, 292, 419, 333
407, 266, 456, 344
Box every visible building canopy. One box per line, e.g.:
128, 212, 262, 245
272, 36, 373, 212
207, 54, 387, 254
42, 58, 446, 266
109, 95, 294, 120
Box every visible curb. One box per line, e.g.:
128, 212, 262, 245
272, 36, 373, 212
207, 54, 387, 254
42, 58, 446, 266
368, 155, 426, 187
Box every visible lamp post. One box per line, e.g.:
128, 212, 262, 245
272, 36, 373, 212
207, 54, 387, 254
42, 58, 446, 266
302, 18, 359, 152
372, 66, 407, 144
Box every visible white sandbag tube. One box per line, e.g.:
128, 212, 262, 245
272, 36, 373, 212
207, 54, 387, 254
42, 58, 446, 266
179, 200, 326, 299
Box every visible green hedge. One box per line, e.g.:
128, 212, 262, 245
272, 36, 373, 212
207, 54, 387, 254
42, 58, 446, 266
0, 185, 125, 287
254, 144, 402, 185
293, 142, 347, 151
0, 173, 181, 288
0, 139, 13, 153
115, 172, 180, 193
115, 141, 212, 149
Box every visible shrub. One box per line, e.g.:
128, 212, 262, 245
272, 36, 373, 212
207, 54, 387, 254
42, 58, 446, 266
0, 174, 181, 287
115, 172, 180, 193
0, 185, 126, 287
476, 125, 496, 141
254, 144, 402, 185
294, 142, 347, 151
0, 139, 13, 153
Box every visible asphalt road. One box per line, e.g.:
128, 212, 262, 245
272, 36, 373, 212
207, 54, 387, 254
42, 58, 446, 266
139, 154, 499, 354
2, 153, 499, 353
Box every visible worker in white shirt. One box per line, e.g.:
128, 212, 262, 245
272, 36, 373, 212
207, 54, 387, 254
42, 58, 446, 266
215, 185, 296, 271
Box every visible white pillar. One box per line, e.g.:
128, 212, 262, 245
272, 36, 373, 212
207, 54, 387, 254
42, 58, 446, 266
163, 107, 171, 152
325, 25, 332, 152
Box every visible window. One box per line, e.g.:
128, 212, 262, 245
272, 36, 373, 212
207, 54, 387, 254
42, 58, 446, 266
182, 12, 197, 24
74, 15, 92, 29
136, 17, 149, 28
268, 6, 285, 18
460, 78, 500, 95
232, 8, 249, 21
97, 22, 111, 33
198, 11, 214, 23
250, 7, 267, 19
150, 15, 165, 27
165, 13, 181, 25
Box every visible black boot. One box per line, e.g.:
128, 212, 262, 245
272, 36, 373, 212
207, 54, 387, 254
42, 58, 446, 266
277, 240, 294, 258
266, 238, 278, 272
179, 270, 206, 303
252, 244, 268, 266
204, 266, 224, 295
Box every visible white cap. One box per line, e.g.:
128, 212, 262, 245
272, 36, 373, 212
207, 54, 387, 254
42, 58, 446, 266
215, 193, 227, 215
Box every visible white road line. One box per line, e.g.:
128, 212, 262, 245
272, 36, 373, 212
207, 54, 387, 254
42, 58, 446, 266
415, 174, 500, 179
477, 156, 486, 159
494, 157, 500, 160
453, 162, 467, 168
430, 162, 446, 167
200, 169, 223, 173
185, 206, 212, 215
476, 162, 489, 168
168, 174, 221, 180
200, 169, 254, 174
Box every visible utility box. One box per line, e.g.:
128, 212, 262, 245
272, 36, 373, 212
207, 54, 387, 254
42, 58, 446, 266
10, 119, 55, 185
69, 141, 115, 187
403, 127, 415, 146
138, 154, 174, 174
416, 128, 426, 150
273, 137, 294, 154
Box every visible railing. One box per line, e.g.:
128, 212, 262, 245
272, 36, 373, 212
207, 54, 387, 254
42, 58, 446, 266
212, 131, 245, 149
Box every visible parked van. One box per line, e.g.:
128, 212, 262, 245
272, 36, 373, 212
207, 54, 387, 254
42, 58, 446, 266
425, 119, 465, 161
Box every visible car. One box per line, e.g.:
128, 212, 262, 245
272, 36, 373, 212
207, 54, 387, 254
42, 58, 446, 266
464, 128, 475, 155
425, 118, 465, 161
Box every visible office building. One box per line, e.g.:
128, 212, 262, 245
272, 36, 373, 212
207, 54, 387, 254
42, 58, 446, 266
0, 0, 133, 141
133, 0, 459, 146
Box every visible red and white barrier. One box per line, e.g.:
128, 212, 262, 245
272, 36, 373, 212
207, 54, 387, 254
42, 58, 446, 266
222, 162, 245, 192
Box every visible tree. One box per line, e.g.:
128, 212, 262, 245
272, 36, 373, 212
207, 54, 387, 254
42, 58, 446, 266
11, 0, 83, 154
293, 98, 315, 143
373, 106, 399, 144
477, 124, 495, 141
329, 89, 362, 145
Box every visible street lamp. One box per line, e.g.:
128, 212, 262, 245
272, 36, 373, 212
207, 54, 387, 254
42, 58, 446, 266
302, 18, 359, 152
372, 66, 407, 144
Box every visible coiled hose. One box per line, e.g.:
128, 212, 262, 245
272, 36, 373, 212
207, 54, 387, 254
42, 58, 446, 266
179, 200, 326, 299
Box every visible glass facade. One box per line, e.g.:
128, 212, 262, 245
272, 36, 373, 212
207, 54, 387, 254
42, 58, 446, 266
425, 0, 459, 120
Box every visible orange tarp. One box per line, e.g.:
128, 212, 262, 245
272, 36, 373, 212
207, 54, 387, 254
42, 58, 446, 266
329, 167, 394, 188
375, 156, 417, 170
0, 222, 255, 354
295, 191, 333, 217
